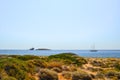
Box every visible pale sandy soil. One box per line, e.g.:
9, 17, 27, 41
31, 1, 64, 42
82, 63, 97, 75
34, 73, 39, 80
34, 58, 120, 80
58, 73, 69, 80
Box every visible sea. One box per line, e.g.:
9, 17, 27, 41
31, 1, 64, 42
0, 50, 120, 58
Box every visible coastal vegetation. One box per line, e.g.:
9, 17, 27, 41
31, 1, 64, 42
0, 53, 120, 80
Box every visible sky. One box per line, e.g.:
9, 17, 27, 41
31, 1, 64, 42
0, 0, 120, 50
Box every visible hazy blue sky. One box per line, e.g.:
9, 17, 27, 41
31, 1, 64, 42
0, 0, 120, 49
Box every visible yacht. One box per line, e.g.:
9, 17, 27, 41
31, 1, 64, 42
90, 44, 98, 52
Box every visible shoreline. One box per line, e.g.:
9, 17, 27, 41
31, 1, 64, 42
0, 50, 120, 58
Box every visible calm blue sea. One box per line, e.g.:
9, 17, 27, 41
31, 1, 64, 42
0, 50, 120, 58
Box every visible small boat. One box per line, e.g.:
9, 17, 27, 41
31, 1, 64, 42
90, 44, 98, 52
90, 50, 98, 52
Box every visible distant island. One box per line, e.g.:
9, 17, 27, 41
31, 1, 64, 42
29, 48, 35, 50
29, 48, 51, 50
36, 48, 51, 50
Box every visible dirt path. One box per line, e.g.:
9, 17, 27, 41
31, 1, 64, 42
81, 62, 101, 76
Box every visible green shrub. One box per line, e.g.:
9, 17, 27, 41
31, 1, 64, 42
46, 60, 63, 69
72, 71, 92, 80
91, 60, 105, 67
115, 63, 120, 71
15, 55, 40, 61
39, 69, 58, 80
87, 67, 103, 72
105, 70, 118, 78
62, 71, 72, 79
0, 58, 35, 80
49, 53, 87, 66
52, 67, 62, 73
96, 72, 105, 79
28, 59, 47, 68
2, 76, 17, 80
